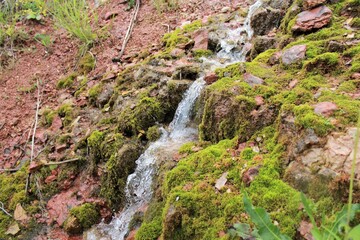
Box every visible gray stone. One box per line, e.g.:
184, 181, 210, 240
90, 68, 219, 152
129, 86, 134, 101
250, 7, 283, 36
281, 45, 307, 65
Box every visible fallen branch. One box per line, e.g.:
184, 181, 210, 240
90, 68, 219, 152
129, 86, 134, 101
44, 158, 80, 166
26, 79, 41, 194
0, 201, 12, 217
118, 0, 141, 59
161, 23, 170, 33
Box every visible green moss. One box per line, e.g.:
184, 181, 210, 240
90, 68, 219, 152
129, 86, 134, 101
245, 62, 276, 79
42, 108, 56, 126
146, 125, 161, 141
182, 20, 202, 33
87, 130, 105, 167
253, 49, 277, 63
79, 52, 95, 74
317, 90, 360, 124
344, 44, 360, 57
304, 22, 350, 41
135, 217, 162, 240
338, 80, 357, 93
69, 203, 100, 229
303, 52, 340, 73
0, 166, 29, 238
57, 72, 78, 89
162, 28, 191, 50
292, 104, 334, 136
240, 148, 256, 161
298, 74, 326, 90
179, 142, 196, 154
192, 49, 213, 58
214, 62, 245, 80
57, 103, 74, 126
88, 83, 103, 105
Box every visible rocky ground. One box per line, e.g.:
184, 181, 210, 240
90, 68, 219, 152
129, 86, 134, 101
1, 0, 360, 239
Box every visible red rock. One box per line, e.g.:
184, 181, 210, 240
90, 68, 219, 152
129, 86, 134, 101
56, 144, 67, 153
192, 29, 209, 50
204, 72, 218, 85
269, 51, 282, 65
50, 116, 62, 132
351, 73, 360, 79
244, 73, 264, 87
292, 6, 332, 32
255, 96, 264, 106
314, 102, 338, 117
45, 175, 57, 184
303, 0, 326, 10
282, 45, 307, 65
126, 229, 137, 240
242, 166, 260, 186
289, 79, 298, 89
170, 48, 185, 58
29, 161, 43, 173
298, 221, 314, 240
104, 11, 119, 20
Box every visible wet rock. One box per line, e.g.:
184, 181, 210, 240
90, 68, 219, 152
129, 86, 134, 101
314, 102, 338, 117
204, 72, 218, 85
250, 7, 283, 36
64, 215, 82, 234
215, 172, 228, 190
172, 64, 200, 80
163, 205, 183, 238
250, 36, 277, 60
327, 40, 346, 53
281, 45, 306, 65
242, 166, 260, 186
295, 129, 320, 154
243, 73, 264, 87
303, 0, 326, 10
292, 6, 332, 33
284, 161, 313, 193
125, 229, 137, 240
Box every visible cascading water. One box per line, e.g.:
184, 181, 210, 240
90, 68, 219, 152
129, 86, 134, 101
85, 1, 262, 239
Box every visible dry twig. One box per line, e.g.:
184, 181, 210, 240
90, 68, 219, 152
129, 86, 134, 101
119, 0, 141, 59
0, 201, 12, 217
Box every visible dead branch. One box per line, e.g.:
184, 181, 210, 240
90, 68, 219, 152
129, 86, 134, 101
26, 79, 41, 194
161, 24, 170, 33
119, 0, 141, 59
44, 158, 80, 166
0, 201, 12, 217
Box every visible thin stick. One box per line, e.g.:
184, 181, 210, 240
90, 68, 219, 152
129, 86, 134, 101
118, 0, 141, 59
25, 79, 41, 194
0, 201, 12, 217
44, 158, 80, 166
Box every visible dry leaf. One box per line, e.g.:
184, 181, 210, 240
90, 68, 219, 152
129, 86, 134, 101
5, 222, 20, 235
14, 203, 29, 221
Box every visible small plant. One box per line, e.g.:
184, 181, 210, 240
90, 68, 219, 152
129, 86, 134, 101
50, 0, 97, 55
152, 0, 179, 12
34, 33, 52, 51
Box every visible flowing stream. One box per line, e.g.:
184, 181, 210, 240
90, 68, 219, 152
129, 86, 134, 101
85, 1, 262, 239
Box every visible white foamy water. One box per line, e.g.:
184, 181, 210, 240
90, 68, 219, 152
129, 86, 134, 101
85, 1, 262, 239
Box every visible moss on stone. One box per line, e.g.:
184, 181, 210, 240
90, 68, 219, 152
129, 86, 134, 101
192, 49, 213, 58
42, 108, 57, 126
57, 72, 78, 89
68, 203, 100, 230
303, 52, 340, 74
146, 125, 161, 142
88, 83, 103, 105
57, 103, 74, 127
292, 104, 334, 136
78, 52, 95, 74
338, 80, 357, 93
135, 217, 162, 240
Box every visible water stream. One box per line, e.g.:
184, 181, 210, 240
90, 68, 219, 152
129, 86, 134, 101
85, 1, 262, 239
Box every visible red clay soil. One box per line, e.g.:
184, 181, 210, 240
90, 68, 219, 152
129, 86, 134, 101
0, 0, 249, 170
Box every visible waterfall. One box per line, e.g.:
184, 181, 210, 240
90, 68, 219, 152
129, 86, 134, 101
85, 1, 262, 239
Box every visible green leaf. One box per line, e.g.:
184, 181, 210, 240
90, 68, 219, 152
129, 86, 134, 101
228, 223, 253, 238
243, 193, 291, 240
325, 204, 360, 239
347, 224, 360, 240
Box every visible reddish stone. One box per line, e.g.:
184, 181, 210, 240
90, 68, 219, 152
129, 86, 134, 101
192, 29, 209, 50
29, 161, 43, 173
314, 102, 338, 117
244, 73, 264, 87
303, 0, 326, 10
298, 221, 314, 240
289, 79, 298, 89
292, 6, 332, 32
104, 11, 119, 20
255, 96, 264, 106
50, 116, 62, 132
170, 48, 185, 58
269, 51, 282, 65
45, 175, 57, 184
56, 144, 67, 153
126, 230, 137, 240
242, 166, 260, 186
282, 45, 307, 65
204, 72, 218, 85
351, 73, 360, 79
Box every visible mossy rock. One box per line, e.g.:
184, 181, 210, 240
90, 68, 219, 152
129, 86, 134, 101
65, 203, 100, 233
57, 72, 78, 89
79, 53, 95, 74
303, 52, 340, 74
